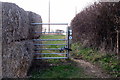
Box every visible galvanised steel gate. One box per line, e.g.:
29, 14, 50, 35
31, 23, 72, 59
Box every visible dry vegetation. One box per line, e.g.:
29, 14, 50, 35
71, 2, 120, 53
71, 2, 120, 77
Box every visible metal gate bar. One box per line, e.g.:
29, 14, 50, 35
31, 23, 68, 25
35, 57, 68, 59
34, 44, 67, 46
35, 48, 61, 51
33, 39, 67, 41
34, 53, 67, 55
32, 23, 71, 59
34, 32, 67, 33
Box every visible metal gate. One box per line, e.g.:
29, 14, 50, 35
32, 23, 72, 59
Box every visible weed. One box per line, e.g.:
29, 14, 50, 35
71, 43, 120, 77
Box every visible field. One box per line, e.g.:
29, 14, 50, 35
40, 35, 66, 57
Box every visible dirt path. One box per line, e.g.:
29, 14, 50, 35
72, 58, 110, 78
28, 58, 110, 78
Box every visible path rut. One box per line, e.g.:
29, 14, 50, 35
72, 58, 110, 78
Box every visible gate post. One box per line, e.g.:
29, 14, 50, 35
66, 27, 69, 59
66, 27, 72, 59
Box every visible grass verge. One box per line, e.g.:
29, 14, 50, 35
71, 42, 120, 77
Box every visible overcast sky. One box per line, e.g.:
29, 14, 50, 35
1, 0, 97, 31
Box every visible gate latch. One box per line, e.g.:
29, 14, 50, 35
60, 46, 72, 52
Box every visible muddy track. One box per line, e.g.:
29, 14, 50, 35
72, 58, 110, 78
28, 58, 110, 78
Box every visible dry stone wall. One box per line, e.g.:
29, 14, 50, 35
0, 2, 2, 79
1, 2, 42, 78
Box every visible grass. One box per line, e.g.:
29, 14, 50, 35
39, 34, 66, 61
71, 42, 120, 77
40, 34, 66, 62
31, 35, 90, 78
31, 60, 89, 78
41, 35, 66, 53
41, 35, 65, 45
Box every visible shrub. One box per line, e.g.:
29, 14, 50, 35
71, 2, 120, 53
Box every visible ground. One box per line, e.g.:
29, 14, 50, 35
28, 58, 110, 78
72, 58, 110, 78
28, 35, 111, 78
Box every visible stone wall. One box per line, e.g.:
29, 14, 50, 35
1, 2, 42, 78
0, 2, 2, 79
